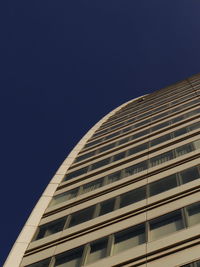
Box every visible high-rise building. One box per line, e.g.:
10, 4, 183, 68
4, 73, 200, 267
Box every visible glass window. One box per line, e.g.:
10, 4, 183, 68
193, 139, 200, 150
131, 129, 149, 140
151, 121, 170, 132
118, 137, 130, 145
128, 143, 148, 156
173, 127, 187, 137
125, 161, 148, 177
175, 143, 194, 157
149, 151, 174, 167
189, 121, 200, 131
150, 210, 184, 241
82, 178, 103, 194
107, 171, 122, 184
149, 174, 178, 197
91, 158, 110, 171
99, 198, 116, 216
75, 151, 96, 162
180, 166, 200, 184
35, 218, 66, 240
186, 202, 200, 227
113, 224, 146, 255
50, 188, 78, 206
99, 143, 115, 153
105, 131, 119, 140
122, 126, 132, 133
113, 151, 126, 162
171, 115, 184, 124
69, 206, 95, 228
120, 186, 146, 208
150, 133, 171, 147
135, 119, 151, 128
26, 259, 51, 267
86, 239, 108, 264
64, 167, 88, 181
55, 247, 83, 267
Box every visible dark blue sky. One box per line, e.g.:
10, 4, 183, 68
1, 0, 200, 264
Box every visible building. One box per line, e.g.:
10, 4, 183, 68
4, 73, 200, 267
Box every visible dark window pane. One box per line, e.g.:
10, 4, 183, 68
180, 166, 200, 184
150, 133, 171, 147
150, 210, 184, 241
36, 218, 66, 240
75, 151, 96, 162
186, 202, 200, 227
113, 152, 126, 162
26, 259, 51, 267
151, 121, 170, 132
107, 171, 122, 184
174, 127, 187, 137
128, 143, 148, 156
69, 206, 94, 228
55, 247, 83, 267
120, 186, 146, 208
113, 224, 146, 255
91, 158, 110, 171
125, 161, 147, 177
87, 239, 108, 264
64, 167, 88, 180
131, 129, 149, 140
82, 178, 103, 194
171, 115, 184, 124
50, 188, 78, 206
99, 143, 115, 153
150, 151, 174, 167
189, 121, 200, 132
175, 143, 194, 157
149, 174, 177, 197
105, 131, 119, 140
99, 198, 115, 216
118, 137, 130, 145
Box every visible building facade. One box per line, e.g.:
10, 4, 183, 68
4, 73, 200, 267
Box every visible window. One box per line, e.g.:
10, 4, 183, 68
150, 133, 171, 147
128, 143, 148, 156
64, 167, 88, 181
189, 121, 200, 131
131, 129, 149, 140
113, 224, 146, 255
120, 186, 146, 208
186, 202, 200, 227
26, 259, 51, 267
91, 158, 110, 171
113, 151, 126, 162
174, 127, 187, 137
180, 166, 200, 184
75, 151, 95, 162
118, 137, 130, 145
124, 161, 147, 177
193, 139, 200, 150
55, 247, 83, 267
107, 171, 122, 184
81, 178, 103, 194
151, 121, 170, 132
99, 198, 115, 216
149, 151, 174, 167
149, 174, 178, 197
35, 218, 66, 240
69, 206, 95, 228
150, 210, 184, 241
50, 188, 78, 206
86, 239, 108, 264
99, 143, 115, 153
175, 143, 194, 157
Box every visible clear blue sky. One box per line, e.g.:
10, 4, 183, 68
1, 0, 200, 265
